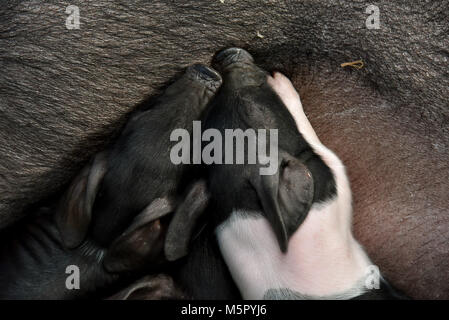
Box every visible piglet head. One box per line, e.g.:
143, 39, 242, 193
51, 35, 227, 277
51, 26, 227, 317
204, 48, 335, 252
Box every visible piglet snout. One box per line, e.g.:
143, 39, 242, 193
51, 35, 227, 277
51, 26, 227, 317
213, 47, 254, 70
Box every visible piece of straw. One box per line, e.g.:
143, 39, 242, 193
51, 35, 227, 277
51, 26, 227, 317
341, 60, 364, 69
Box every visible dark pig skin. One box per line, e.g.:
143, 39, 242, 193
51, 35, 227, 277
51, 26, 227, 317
0, 1, 447, 298
0, 201, 166, 299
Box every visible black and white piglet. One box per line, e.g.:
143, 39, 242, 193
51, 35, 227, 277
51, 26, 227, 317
200, 48, 407, 299
0, 64, 221, 299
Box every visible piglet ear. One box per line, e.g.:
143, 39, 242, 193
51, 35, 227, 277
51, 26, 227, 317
56, 152, 108, 249
277, 156, 314, 236
164, 180, 210, 262
251, 154, 314, 253
103, 197, 175, 273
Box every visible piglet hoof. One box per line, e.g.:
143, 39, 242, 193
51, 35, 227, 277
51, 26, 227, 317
107, 274, 187, 300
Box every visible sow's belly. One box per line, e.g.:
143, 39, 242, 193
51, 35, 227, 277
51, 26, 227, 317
291, 66, 449, 299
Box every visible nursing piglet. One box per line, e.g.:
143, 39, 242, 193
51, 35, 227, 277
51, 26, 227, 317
0, 64, 221, 299
207, 48, 407, 299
